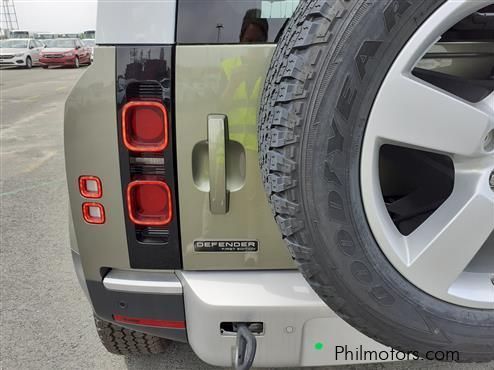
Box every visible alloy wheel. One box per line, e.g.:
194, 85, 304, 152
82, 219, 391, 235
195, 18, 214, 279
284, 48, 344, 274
361, 0, 494, 308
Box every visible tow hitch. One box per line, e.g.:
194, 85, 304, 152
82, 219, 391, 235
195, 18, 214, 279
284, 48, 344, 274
233, 324, 258, 370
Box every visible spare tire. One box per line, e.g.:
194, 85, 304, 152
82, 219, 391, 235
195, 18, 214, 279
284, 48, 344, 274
259, 0, 494, 362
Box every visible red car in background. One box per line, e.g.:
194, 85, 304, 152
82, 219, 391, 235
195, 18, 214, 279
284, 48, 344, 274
40, 38, 91, 69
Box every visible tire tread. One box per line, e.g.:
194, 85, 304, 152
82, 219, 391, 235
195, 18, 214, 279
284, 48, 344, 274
94, 315, 168, 355
258, 0, 493, 363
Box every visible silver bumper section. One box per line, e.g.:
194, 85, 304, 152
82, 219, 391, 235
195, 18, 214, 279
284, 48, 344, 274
102, 270, 391, 367
103, 269, 182, 295
178, 271, 391, 367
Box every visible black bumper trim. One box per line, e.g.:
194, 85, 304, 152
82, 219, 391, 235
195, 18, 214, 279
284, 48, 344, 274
87, 279, 187, 343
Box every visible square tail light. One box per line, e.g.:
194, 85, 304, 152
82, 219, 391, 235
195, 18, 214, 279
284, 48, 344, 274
122, 101, 168, 152
82, 202, 105, 224
126, 180, 172, 226
79, 176, 102, 198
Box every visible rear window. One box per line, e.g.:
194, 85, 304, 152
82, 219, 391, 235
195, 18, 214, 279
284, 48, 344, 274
177, 0, 300, 44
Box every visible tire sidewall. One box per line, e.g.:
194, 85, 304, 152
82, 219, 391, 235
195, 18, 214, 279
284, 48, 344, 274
299, 0, 493, 354
26, 57, 32, 69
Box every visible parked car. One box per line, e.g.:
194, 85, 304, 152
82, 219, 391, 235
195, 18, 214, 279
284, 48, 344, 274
82, 39, 95, 62
64, 1, 494, 369
36, 32, 58, 40
9, 30, 34, 39
0, 38, 44, 68
83, 30, 96, 39
40, 38, 91, 69
59, 33, 81, 39
42, 39, 56, 48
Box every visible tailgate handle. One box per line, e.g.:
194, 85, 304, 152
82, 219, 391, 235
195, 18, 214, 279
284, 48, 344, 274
208, 114, 229, 214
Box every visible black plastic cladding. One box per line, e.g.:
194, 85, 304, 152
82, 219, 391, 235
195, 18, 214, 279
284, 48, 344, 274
116, 46, 182, 269
88, 280, 187, 342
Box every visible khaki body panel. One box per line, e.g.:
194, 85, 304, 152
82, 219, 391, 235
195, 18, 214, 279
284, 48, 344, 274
65, 47, 131, 281
69, 206, 79, 254
65, 43, 488, 275
175, 45, 295, 270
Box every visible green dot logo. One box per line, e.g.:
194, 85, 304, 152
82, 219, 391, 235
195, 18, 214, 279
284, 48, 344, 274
314, 342, 324, 351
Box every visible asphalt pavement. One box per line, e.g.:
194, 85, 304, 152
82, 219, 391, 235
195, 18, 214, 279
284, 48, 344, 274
0, 67, 492, 370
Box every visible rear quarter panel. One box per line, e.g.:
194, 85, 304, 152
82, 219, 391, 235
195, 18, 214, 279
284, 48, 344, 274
65, 47, 131, 281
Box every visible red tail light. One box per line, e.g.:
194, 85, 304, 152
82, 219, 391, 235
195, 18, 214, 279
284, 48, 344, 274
79, 176, 102, 198
126, 180, 172, 226
82, 202, 105, 224
122, 101, 168, 152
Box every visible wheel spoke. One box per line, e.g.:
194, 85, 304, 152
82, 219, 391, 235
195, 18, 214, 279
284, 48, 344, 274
406, 173, 494, 293
362, 0, 494, 307
371, 74, 491, 157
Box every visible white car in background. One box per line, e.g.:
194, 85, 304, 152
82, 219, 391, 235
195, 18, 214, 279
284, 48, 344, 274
0, 38, 44, 69
82, 39, 95, 62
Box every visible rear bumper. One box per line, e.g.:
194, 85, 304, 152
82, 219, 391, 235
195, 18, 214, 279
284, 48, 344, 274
177, 271, 391, 367
76, 259, 392, 367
